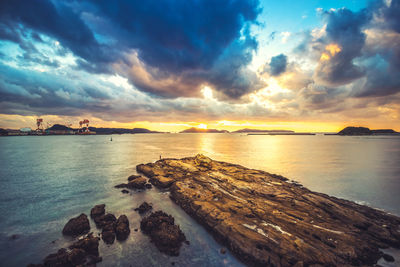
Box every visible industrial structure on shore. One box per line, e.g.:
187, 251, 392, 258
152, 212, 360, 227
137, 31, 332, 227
2, 118, 96, 136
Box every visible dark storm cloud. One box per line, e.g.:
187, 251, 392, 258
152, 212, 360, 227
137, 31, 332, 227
353, 0, 400, 97
85, 0, 260, 72
294, 0, 400, 99
87, 0, 263, 98
314, 7, 370, 86
267, 54, 287, 76
0, 0, 263, 99
0, 0, 115, 67
0, 63, 115, 116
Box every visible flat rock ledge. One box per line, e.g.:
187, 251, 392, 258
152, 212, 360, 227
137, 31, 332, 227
137, 154, 400, 267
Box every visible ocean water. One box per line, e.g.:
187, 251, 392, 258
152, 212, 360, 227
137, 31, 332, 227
0, 134, 400, 266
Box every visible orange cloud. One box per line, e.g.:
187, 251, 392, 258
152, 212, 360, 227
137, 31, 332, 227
320, 44, 341, 61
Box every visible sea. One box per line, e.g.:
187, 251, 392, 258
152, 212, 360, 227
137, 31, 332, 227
0, 133, 399, 266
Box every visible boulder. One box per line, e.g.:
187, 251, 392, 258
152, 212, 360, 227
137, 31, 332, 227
115, 215, 130, 241
101, 229, 115, 244
94, 213, 116, 228
135, 202, 153, 214
90, 204, 105, 219
140, 211, 186, 256
121, 189, 129, 194
127, 177, 147, 189
62, 213, 90, 236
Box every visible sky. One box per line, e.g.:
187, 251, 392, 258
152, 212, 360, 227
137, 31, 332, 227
0, 0, 399, 132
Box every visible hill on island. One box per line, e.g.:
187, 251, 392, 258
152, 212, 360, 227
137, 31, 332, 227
48, 124, 74, 131
338, 126, 399, 136
88, 127, 163, 134
180, 127, 229, 133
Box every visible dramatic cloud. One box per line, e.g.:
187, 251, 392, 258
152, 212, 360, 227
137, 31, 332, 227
0, 0, 263, 99
288, 0, 400, 98
0, 0, 399, 129
0, 0, 114, 68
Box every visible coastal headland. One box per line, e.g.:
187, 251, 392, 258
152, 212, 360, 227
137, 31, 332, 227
137, 154, 400, 266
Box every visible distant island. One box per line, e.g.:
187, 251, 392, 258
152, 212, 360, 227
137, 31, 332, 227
88, 127, 163, 135
336, 126, 399, 136
179, 128, 299, 134
179, 127, 229, 133
232, 128, 294, 133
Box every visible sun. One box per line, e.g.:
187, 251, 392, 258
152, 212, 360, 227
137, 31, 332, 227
197, 123, 208, 129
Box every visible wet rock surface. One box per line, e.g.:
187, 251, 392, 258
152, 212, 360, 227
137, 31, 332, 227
28, 233, 101, 267
62, 213, 90, 236
140, 211, 187, 256
135, 202, 153, 214
137, 154, 400, 266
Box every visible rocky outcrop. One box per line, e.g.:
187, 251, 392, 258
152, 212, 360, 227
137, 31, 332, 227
137, 154, 400, 267
62, 213, 90, 236
135, 202, 153, 214
140, 211, 187, 256
28, 233, 101, 267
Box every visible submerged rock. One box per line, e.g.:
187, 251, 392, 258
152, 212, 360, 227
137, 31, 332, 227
140, 211, 186, 256
62, 213, 90, 236
137, 154, 400, 266
28, 233, 101, 267
135, 202, 153, 214
102, 225, 116, 244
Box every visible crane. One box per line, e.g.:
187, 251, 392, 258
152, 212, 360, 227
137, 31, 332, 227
36, 118, 44, 132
